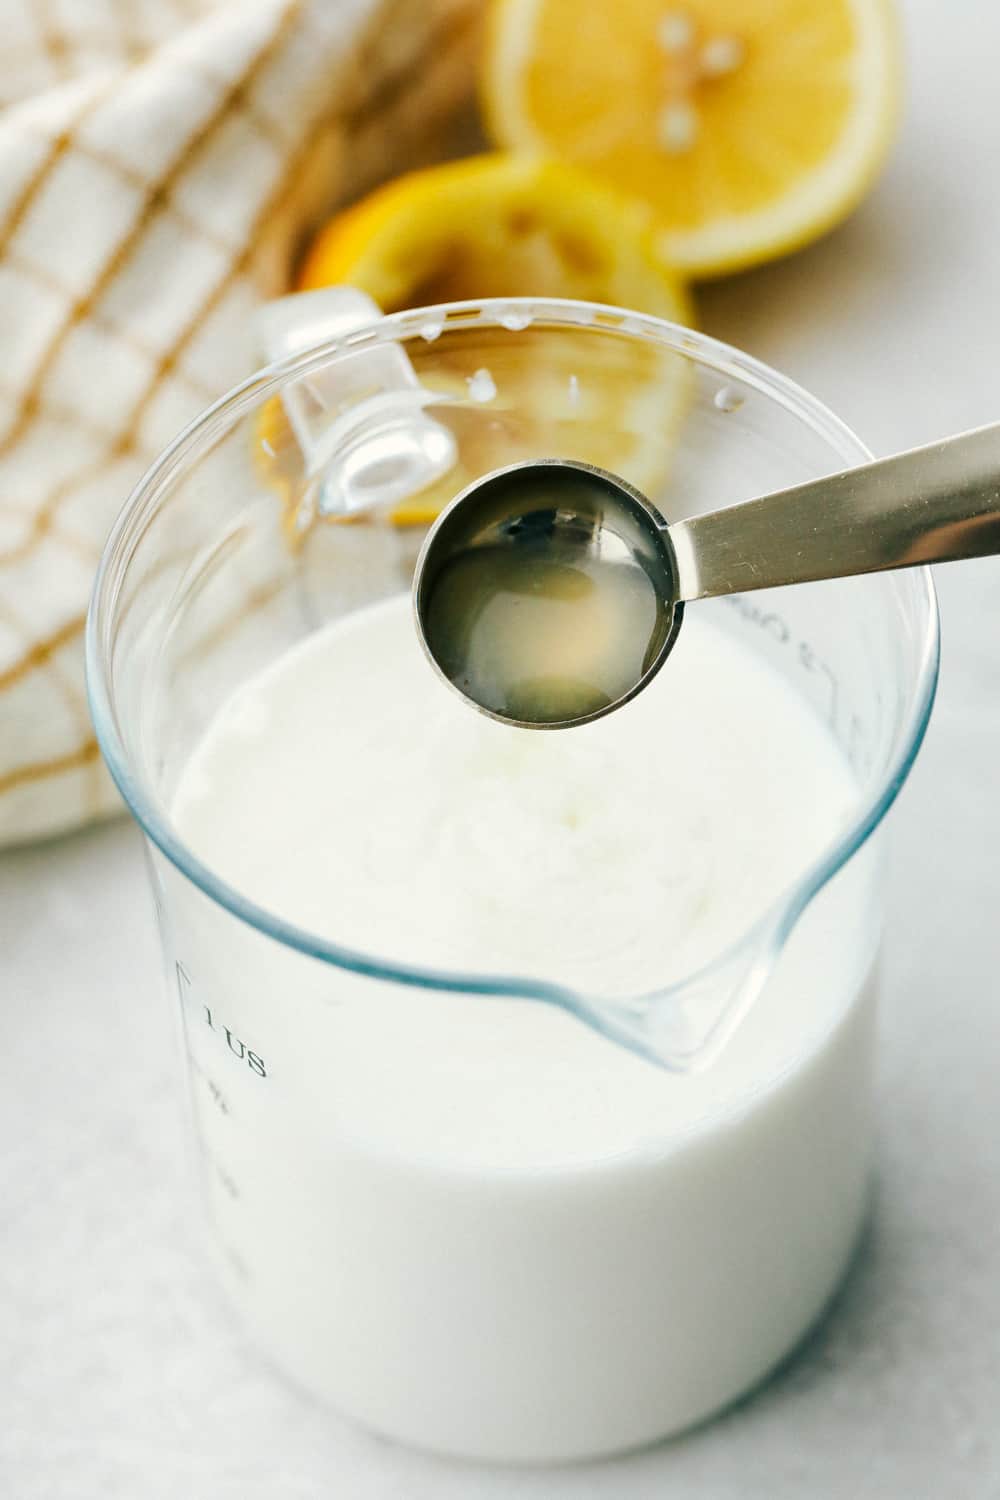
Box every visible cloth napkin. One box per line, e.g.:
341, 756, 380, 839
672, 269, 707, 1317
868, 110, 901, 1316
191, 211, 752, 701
0, 0, 477, 848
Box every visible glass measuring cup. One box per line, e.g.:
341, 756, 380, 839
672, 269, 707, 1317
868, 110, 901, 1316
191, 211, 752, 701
87, 299, 938, 1462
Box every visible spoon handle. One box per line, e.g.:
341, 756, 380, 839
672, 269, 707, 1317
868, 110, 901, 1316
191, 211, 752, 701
669, 419, 1000, 601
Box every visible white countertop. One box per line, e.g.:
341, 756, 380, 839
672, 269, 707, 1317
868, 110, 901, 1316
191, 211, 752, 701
4, 1, 1000, 1493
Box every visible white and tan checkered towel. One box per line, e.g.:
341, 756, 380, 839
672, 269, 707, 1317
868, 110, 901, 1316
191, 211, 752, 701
0, 0, 477, 848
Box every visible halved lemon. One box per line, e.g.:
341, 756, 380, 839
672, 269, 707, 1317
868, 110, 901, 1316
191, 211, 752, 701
482, 0, 900, 277
296, 154, 692, 516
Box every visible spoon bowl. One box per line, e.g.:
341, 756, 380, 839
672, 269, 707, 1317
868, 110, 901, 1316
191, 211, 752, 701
414, 460, 684, 728
415, 417, 1000, 727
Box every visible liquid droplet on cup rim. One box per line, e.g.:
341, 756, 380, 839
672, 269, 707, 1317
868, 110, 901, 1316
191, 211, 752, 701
713, 384, 745, 413
499, 308, 532, 332
467, 368, 497, 403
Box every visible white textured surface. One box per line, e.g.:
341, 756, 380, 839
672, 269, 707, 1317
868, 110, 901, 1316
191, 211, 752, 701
4, 0, 1000, 1491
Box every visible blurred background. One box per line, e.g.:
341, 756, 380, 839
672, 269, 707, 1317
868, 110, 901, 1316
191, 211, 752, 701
2, 0, 999, 1495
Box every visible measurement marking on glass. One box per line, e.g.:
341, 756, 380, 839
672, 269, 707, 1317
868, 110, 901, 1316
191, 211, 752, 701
173, 958, 234, 1237
798, 639, 840, 735
225, 1245, 251, 1282
203, 1005, 267, 1077
176, 962, 268, 1080
216, 1163, 241, 1200
174, 959, 196, 1054
205, 1076, 230, 1116
725, 596, 846, 739
173, 961, 224, 1125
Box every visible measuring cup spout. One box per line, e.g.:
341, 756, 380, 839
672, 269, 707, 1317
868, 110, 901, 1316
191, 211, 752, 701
574, 915, 784, 1073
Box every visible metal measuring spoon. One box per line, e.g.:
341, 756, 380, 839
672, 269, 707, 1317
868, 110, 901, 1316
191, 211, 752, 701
414, 422, 1000, 728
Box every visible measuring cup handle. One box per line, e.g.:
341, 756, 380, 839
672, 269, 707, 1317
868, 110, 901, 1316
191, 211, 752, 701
668, 419, 1000, 600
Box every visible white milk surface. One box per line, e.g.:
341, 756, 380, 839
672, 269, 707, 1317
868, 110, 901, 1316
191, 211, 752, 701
168, 594, 880, 1462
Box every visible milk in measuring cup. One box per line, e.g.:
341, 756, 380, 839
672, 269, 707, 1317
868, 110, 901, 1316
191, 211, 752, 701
169, 593, 880, 1463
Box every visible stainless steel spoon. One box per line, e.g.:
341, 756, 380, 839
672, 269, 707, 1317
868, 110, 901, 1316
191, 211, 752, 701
413, 422, 1000, 729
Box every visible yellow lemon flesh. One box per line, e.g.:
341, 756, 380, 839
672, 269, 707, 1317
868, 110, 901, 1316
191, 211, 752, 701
296, 153, 692, 519
482, 0, 900, 277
